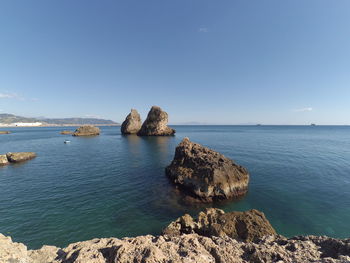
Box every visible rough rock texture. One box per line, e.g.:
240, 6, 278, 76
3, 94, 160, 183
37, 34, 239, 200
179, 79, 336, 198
121, 109, 142, 134
0, 154, 9, 165
0, 131, 11, 134
163, 208, 276, 242
6, 152, 36, 163
60, 130, 73, 135
1, 233, 350, 263
72, 125, 100, 136
137, 106, 175, 136
166, 137, 249, 202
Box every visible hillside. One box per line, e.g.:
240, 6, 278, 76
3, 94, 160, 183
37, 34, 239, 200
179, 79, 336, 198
0, 114, 119, 125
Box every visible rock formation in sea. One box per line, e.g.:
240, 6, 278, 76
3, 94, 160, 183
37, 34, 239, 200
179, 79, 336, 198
1, 232, 350, 262
6, 152, 36, 163
166, 137, 249, 202
0, 154, 9, 165
121, 109, 142, 134
60, 130, 73, 135
163, 208, 276, 242
137, 106, 175, 136
72, 125, 100, 136
0, 131, 11, 134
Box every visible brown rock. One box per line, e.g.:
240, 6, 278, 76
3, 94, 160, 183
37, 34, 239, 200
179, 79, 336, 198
72, 125, 100, 136
1, 232, 350, 263
163, 208, 276, 242
0, 131, 10, 134
137, 106, 175, 136
60, 130, 73, 135
121, 109, 142, 134
6, 152, 36, 163
166, 137, 249, 202
0, 155, 9, 165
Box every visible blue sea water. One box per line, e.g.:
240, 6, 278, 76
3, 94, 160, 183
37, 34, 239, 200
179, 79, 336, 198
0, 125, 350, 249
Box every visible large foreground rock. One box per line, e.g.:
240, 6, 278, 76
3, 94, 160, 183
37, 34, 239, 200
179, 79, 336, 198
163, 208, 276, 242
1, 233, 350, 263
121, 109, 142, 134
72, 125, 100, 136
166, 138, 249, 202
137, 106, 175, 136
6, 152, 36, 163
0, 154, 9, 165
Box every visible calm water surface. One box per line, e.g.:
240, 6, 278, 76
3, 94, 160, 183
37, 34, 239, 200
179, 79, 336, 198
0, 125, 350, 249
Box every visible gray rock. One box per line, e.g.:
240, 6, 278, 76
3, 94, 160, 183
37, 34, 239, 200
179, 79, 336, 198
72, 125, 100, 136
121, 109, 142, 134
137, 106, 175, 136
166, 137, 249, 202
6, 152, 36, 163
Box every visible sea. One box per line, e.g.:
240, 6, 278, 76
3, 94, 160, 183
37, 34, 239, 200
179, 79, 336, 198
0, 125, 349, 249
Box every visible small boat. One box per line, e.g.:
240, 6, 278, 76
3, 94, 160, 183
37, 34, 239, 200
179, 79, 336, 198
64, 140, 71, 144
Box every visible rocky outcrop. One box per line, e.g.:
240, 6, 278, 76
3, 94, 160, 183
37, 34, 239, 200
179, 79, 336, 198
137, 106, 175, 136
166, 138, 249, 202
0, 154, 9, 165
72, 125, 100, 136
1, 233, 350, 263
60, 130, 73, 135
0, 131, 10, 134
6, 152, 36, 163
121, 109, 142, 134
163, 208, 276, 242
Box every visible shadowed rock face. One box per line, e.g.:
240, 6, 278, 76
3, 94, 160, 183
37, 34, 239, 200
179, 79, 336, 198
0, 155, 9, 165
166, 138, 249, 202
1, 232, 350, 263
6, 152, 36, 163
163, 208, 276, 242
137, 106, 175, 136
72, 125, 100, 136
121, 109, 142, 134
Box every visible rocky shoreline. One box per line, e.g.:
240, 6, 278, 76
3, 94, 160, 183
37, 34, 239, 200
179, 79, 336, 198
1, 232, 349, 263
1, 208, 350, 262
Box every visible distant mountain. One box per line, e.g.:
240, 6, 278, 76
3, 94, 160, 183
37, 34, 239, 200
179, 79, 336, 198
0, 114, 119, 125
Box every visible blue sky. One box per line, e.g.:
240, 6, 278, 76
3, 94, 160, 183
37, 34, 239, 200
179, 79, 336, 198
0, 0, 349, 124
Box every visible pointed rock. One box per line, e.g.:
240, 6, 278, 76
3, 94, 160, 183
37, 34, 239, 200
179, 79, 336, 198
137, 106, 175, 136
166, 137, 249, 202
121, 109, 142, 134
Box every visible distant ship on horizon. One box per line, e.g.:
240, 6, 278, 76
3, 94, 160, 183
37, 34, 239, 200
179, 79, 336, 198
311, 123, 316, 126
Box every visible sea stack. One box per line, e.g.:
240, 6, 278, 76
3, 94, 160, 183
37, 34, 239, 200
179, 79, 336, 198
166, 137, 249, 202
6, 152, 36, 163
163, 208, 276, 242
72, 125, 100, 136
121, 109, 142, 134
137, 106, 175, 136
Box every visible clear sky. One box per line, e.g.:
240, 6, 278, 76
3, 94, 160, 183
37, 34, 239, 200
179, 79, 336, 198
0, 0, 349, 125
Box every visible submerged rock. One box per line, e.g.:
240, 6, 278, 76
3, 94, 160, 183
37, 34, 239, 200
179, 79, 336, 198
6, 152, 36, 163
0, 131, 10, 134
1, 232, 350, 263
137, 106, 175, 136
60, 130, 73, 135
166, 137, 249, 202
121, 109, 142, 134
72, 125, 100, 136
163, 208, 276, 242
0, 155, 9, 165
